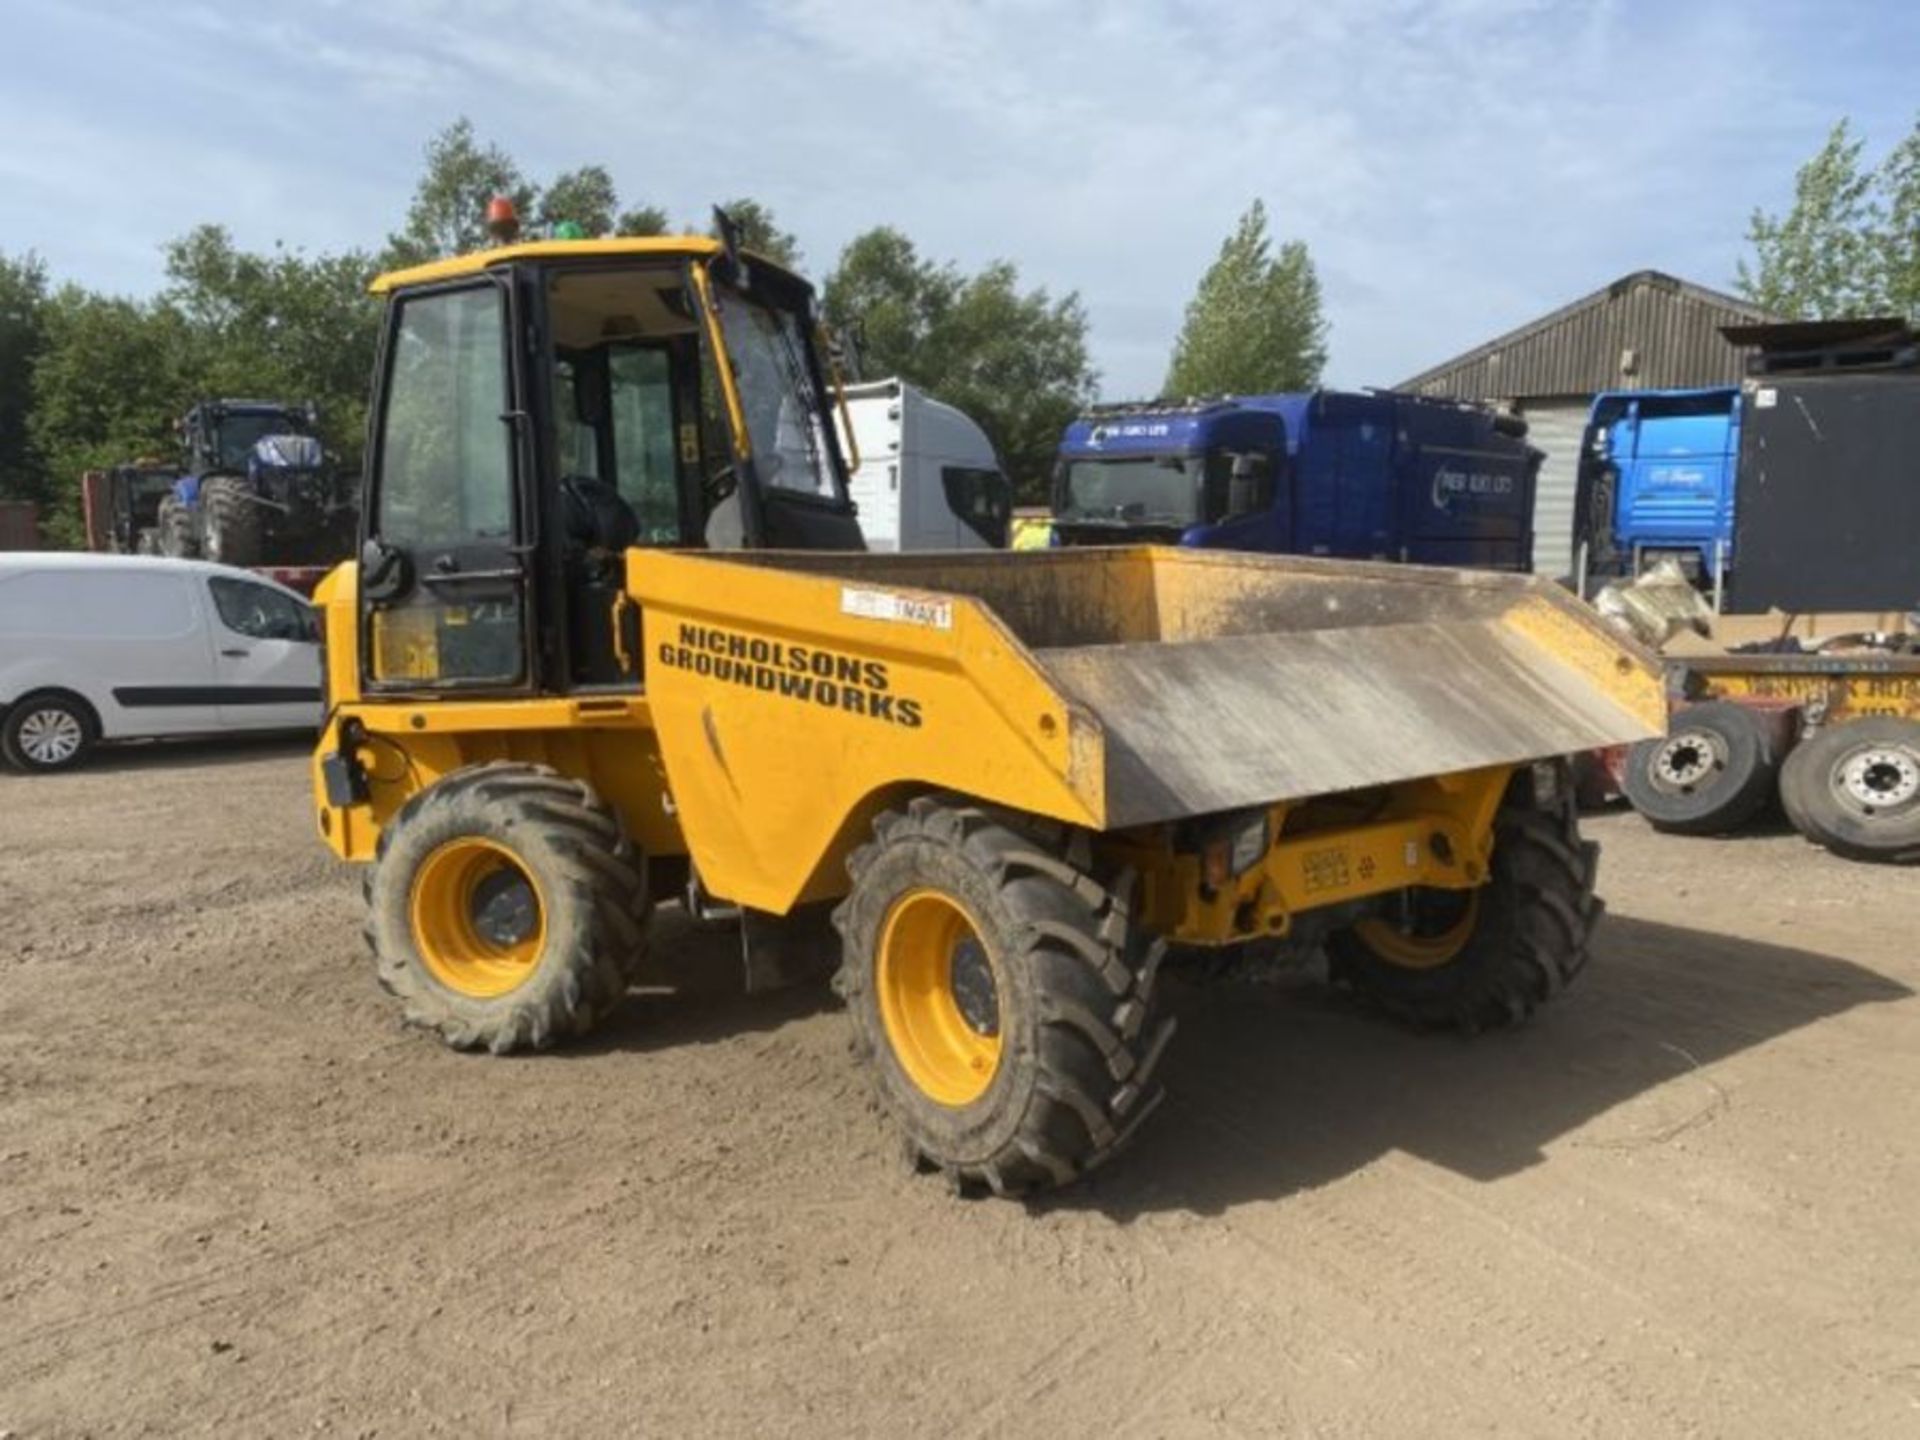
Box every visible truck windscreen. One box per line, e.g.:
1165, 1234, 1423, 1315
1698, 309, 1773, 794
1057, 456, 1197, 525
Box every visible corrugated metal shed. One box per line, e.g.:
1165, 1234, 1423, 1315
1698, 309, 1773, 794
1399, 270, 1774, 401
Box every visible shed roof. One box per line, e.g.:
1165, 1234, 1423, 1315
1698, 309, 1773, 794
1399, 270, 1775, 401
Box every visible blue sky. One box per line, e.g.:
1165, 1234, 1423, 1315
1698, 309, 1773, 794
2, 0, 1914, 397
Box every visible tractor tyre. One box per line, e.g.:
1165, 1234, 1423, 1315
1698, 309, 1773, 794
157, 496, 199, 558
1779, 717, 1920, 864
200, 475, 263, 568
1622, 700, 1777, 836
835, 796, 1175, 1196
1328, 764, 1601, 1032
364, 762, 652, 1053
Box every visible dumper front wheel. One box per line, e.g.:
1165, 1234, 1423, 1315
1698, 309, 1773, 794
1329, 769, 1600, 1031
835, 797, 1174, 1195
364, 763, 651, 1054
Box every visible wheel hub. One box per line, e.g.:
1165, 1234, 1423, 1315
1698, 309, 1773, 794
1653, 729, 1722, 790
17, 708, 83, 766
875, 889, 1004, 1107
408, 837, 547, 998
1839, 747, 1920, 811
470, 867, 540, 948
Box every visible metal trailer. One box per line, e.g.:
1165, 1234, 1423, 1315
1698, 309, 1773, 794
1621, 648, 1920, 862
1052, 391, 1539, 571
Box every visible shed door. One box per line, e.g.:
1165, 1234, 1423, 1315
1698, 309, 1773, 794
1518, 399, 1587, 581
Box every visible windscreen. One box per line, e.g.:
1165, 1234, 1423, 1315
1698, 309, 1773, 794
711, 284, 839, 500
215, 412, 307, 470
1057, 456, 1199, 525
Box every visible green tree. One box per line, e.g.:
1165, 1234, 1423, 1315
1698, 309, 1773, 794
28, 287, 194, 544
823, 227, 1096, 501
1736, 120, 1882, 319
540, 165, 620, 236
1871, 120, 1920, 318
615, 204, 671, 238
0, 252, 49, 509
159, 225, 381, 459
385, 117, 536, 267
1164, 200, 1326, 398
713, 198, 800, 267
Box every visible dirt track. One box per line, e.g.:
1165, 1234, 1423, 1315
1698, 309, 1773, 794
3, 739, 1919, 1438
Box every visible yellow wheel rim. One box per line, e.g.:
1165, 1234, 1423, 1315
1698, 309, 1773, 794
876, 889, 1003, 1107
1353, 889, 1481, 970
408, 837, 547, 998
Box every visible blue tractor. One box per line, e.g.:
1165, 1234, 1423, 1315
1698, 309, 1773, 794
156, 399, 357, 568
1572, 387, 1740, 597
1051, 390, 1539, 570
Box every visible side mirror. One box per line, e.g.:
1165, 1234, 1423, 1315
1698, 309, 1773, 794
360, 537, 410, 603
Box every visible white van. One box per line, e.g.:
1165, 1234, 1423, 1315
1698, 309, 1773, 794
0, 553, 322, 773
843, 378, 1013, 551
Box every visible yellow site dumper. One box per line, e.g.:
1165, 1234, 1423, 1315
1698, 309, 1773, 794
312, 223, 1663, 1194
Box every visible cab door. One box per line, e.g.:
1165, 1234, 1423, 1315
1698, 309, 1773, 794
359, 279, 532, 692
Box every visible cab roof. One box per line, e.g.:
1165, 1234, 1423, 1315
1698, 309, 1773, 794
371, 234, 802, 295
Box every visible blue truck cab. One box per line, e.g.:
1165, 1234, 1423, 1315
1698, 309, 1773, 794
1573, 387, 1740, 585
1052, 390, 1539, 571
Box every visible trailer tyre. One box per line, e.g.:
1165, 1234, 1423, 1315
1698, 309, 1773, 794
1329, 767, 1601, 1031
157, 495, 198, 558
1622, 701, 1777, 835
364, 762, 652, 1054
1779, 717, 1920, 864
835, 796, 1174, 1196
200, 475, 263, 568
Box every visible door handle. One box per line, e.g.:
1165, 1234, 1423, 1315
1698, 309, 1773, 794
221, 648, 249, 658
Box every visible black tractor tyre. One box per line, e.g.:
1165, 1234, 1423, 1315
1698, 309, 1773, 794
1328, 765, 1601, 1032
834, 796, 1175, 1196
157, 495, 199, 558
200, 475, 263, 568
1779, 717, 1920, 864
1622, 700, 1778, 836
1, 690, 98, 773
364, 762, 653, 1053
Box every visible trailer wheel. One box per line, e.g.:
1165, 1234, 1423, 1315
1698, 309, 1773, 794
364, 762, 652, 1053
835, 797, 1174, 1195
1621, 700, 1777, 835
157, 496, 198, 558
1779, 717, 1920, 864
200, 475, 263, 568
1329, 766, 1600, 1031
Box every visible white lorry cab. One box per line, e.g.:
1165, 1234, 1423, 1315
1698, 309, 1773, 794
842, 378, 1013, 551
0, 553, 322, 773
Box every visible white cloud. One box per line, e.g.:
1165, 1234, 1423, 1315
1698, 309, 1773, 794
4, 0, 1915, 395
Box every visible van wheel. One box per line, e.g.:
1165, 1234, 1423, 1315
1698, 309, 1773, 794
1779, 718, 1920, 864
835, 796, 1174, 1196
2, 692, 97, 773
364, 763, 652, 1053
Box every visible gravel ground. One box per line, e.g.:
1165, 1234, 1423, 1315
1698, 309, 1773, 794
2, 738, 1917, 1437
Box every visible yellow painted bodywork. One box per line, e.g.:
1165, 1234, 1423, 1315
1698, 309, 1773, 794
1684, 664, 1920, 723
369, 234, 786, 295
315, 547, 1662, 941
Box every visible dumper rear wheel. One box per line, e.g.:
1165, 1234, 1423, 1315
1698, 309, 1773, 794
835, 797, 1174, 1196
1329, 768, 1600, 1031
364, 762, 651, 1053
1779, 717, 1920, 864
